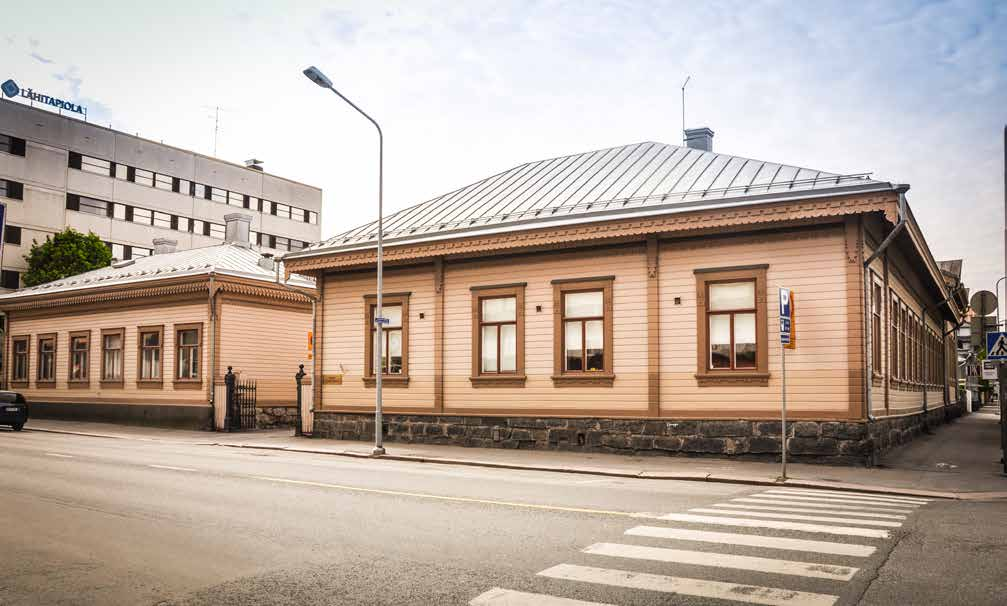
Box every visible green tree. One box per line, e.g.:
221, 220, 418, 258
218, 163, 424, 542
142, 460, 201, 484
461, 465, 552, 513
21, 228, 112, 287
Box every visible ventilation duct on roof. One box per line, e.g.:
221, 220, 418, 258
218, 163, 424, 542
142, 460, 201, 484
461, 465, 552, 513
224, 213, 252, 247
684, 127, 714, 152
152, 238, 178, 255
258, 253, 276, 272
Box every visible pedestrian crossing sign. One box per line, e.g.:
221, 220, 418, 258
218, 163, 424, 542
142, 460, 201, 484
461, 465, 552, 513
987, 331, 1007, 360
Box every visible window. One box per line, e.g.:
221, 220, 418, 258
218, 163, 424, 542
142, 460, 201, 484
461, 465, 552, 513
0, 134, 26, 156
900, 306, 907, 381
273, 202, 292, 219
69, 331, 90, 383
364, 294, 409, 385
37, 334, 56, 383
289, 240, 305, 252
68, 151, 82, 169
211, 187, 227, 204
227, 191, 244, 207
175, 324, 202, 384
11, 337, 28, 384
81, 155, 113, 177
154, 173, 173, 190
114, 163, 129, 180
1, 270, 20, 290
79, 195, 110, 217
472, 285, 525, 384
552, 277, 614, 385
194, 183, 208, 199
153, 211, 172, 229
132, 246, 151, 258
4, 225, 20, 246
100, 328, 124, 383
209, 223, 225, 239
890, 293, 900, 380
137, 326, 163, 385
112, 203, 127, 220
1, 179, 24, 200
274, 236, 290, 251
132, 207, 152, 225
695, 265, 768, 385
872, 280, 882, 376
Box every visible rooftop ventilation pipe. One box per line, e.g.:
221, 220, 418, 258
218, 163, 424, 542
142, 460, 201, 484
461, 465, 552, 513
684, 127, 714, 152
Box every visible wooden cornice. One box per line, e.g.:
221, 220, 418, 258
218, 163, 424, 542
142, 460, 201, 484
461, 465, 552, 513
285, 192, 898, 274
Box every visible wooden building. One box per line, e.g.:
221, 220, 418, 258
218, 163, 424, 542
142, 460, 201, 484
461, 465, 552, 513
0, 214, 315, 429
284, 135, 967, 463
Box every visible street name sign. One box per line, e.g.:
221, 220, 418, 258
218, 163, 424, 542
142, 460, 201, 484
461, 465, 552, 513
987, 331, 1007, 360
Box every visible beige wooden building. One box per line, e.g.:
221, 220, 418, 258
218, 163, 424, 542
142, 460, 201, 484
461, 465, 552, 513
0, 214, 315, 429
284, 133, 967, 463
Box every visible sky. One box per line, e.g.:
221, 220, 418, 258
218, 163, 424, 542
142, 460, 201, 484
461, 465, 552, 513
5, 0, 1006, 302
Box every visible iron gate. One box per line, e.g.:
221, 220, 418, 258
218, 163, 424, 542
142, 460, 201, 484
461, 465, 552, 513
225, 367, 257, 431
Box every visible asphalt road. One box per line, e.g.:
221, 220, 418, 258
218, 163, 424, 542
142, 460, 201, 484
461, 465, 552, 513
0, 429, 1003, 606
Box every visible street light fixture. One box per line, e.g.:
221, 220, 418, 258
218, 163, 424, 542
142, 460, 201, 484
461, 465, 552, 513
302, 65, 386, 455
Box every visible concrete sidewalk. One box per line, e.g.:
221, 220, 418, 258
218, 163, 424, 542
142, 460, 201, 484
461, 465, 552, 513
18, 409, 1007, 500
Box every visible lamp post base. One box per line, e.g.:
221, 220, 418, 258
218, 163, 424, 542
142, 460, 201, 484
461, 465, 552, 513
372, 446, 386, 456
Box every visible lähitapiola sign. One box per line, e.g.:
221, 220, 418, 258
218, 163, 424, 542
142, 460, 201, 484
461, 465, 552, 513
1, 78, 86, 116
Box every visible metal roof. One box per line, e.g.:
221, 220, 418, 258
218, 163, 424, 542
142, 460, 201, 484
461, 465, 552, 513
292, 140, 893, 258
0, 243, 314, 301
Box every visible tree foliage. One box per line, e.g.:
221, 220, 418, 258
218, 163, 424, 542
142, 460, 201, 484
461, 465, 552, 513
21, 228, 112, 288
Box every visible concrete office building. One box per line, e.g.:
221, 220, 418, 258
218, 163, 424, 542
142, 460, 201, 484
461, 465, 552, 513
0, 98, 321, 291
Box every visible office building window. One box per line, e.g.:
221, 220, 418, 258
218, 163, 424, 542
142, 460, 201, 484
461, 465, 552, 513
242, 194, 251, 209
273, 202, 292, 219
114, 163, 129, 180
175, 324, 202, 382
209, 223, 225, 239
274, 236, 290, 251
69, 331, 90, 383
289, 240, 305, 252
0, 134, 26, 156
81, 155, 113, 177
137, 326, 163, 384
4, 225, 21, 245
1, 179, 24, 200
37, 334, 56, 383
133, 168, 155, 187
112, 203, 127, 220
75, 194, 110, 217
1, 270, 20, 290
153, 211, 172, 229
132, 207, 152, 225
227, 191, 243, 207
68, 151, 82, 169
211, 187, 227, 204
101, 328, 124, 383
154, 173, 173, 191
11, 336, 29, 383
307, 210, 318, 224
132, 246, 151, 258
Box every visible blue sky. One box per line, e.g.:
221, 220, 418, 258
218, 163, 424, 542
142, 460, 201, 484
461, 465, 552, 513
5, 0, 1006, 299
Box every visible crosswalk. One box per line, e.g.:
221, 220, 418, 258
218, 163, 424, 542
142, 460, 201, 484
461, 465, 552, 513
470, 486, 932, 605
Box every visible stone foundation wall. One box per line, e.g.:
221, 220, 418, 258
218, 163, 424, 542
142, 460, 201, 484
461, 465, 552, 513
256, 406, 297, 429
867, 401, 965, 463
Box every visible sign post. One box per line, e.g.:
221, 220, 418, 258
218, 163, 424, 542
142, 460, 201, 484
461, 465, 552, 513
778, 288, 795, 481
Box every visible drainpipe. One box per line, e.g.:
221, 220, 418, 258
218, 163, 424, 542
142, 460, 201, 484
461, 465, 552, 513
863, 187, 909, 422
208, 273, 217, 429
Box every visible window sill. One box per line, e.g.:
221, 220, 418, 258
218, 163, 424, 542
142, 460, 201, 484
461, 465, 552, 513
363, 375, 410, 388
137, 380, 163, 390
35, 380, 56, 387
470, 375, 527, 388
173, 380, 203, 390
10, 381, 27, 389
100, 380, 124, 389
67, 381, 90, 389
551, 373, 615, 387
695, 371, 770, 386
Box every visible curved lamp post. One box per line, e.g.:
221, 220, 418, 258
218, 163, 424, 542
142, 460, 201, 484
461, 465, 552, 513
303, 65, 386, 455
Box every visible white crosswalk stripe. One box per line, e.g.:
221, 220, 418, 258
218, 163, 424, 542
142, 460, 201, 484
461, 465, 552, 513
731, 497, 914, 514
760, 490, 923, 506
749, 492, 917, 509
658, 512, 891, 538
469, 587, 614, 605
711, 502, 906, 519
691, 507, 902, 528
538, 564, 839, 606
766, 488, 930, 503
583, 542, 858, 581
625, 525, 877, 557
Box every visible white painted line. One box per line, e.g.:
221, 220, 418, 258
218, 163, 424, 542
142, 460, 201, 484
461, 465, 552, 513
538, 564, 838, 606
751, 493, 918, 509
148, 464, 198, 472
658, 513, 891, 538
584, 542, 858, 581
767, 488, 930, 503
691, 508, 901, 528
44, 453, 74, 458
469, 587, 614, 605
713, 503, 907, 520
625, 525, 876, 557
761, 490, 924, 506
732, 497, 914, 514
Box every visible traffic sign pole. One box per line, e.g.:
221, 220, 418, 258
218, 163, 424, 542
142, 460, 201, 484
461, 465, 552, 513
778, 288, 794, 482
781, 345, 787, 480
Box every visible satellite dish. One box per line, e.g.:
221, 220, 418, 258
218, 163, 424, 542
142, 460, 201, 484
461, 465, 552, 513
970, 290, 998, 316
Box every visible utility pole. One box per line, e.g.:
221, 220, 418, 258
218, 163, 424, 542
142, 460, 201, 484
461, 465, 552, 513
1000, 125, 1007, 474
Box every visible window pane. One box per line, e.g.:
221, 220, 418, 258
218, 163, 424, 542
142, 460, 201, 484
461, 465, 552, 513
134, 168, 154, 187
114, 163, 129, 180
179, 329, 198, 346
585, 319, 604, 371
380, 305, 402, 328
564, 321, 583, 371
500, 323, 517, 372
482, 296, 516, 322
481, 325, 498, 373
387, 330, 402, 373
709, 314, 731, 369
564, 291, 603, 318
734, 312, 756, 369
143, 332, 160, 347
709, 281, 755, 311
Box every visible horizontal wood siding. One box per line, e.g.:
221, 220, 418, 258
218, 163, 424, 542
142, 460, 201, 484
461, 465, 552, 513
659, 226, 851, 415
9, 302, 208, 405
218, 300, 312, 406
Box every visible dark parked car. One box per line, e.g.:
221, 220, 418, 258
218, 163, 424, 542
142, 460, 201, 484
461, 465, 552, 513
0, 391, 27, 431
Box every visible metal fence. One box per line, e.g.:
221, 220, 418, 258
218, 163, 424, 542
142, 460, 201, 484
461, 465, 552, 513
225, 366, 257, 431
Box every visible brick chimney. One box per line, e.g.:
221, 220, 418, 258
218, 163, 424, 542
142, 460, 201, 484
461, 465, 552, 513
152, 238, 177, 255
224, 213, 251, 247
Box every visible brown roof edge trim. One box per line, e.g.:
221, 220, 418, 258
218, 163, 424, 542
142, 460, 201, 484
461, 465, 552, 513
694, 264, 770, 275
550, 275, 616, 285
470, 282, 527, 291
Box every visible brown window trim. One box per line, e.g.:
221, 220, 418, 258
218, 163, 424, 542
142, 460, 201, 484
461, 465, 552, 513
551, 276, 615, 387
870, 272, 883, 379
100, 327, 125, 387
471, 283, 526, 387
694, 265, 769, 386
68, 329, 91, 386
10, 335, 29, 387
36, 333, 57, 385
136, 325, 164, 388
173, 322, 204, 388
363, 292, 410, 387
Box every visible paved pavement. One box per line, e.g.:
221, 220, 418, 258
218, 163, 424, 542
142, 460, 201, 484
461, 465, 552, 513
3, 426, 1006, 605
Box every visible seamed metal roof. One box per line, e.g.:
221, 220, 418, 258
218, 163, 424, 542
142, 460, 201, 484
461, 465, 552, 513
0, 242, 314, 301
291, 140, 895, 258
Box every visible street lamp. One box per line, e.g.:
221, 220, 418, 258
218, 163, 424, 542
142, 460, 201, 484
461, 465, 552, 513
303, 65, 386, 455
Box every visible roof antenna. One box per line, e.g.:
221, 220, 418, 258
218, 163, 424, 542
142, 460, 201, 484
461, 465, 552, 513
681, 76, 691, 145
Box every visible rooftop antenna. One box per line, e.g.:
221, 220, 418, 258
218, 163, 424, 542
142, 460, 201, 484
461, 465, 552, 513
681, 76, 691, 145
213, 106, 220, 156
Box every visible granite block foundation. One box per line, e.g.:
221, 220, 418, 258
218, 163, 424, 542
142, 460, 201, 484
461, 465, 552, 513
256, 406, 297, 429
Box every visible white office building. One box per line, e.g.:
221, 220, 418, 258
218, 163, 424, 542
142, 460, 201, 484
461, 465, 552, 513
0, 98, 321, 290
